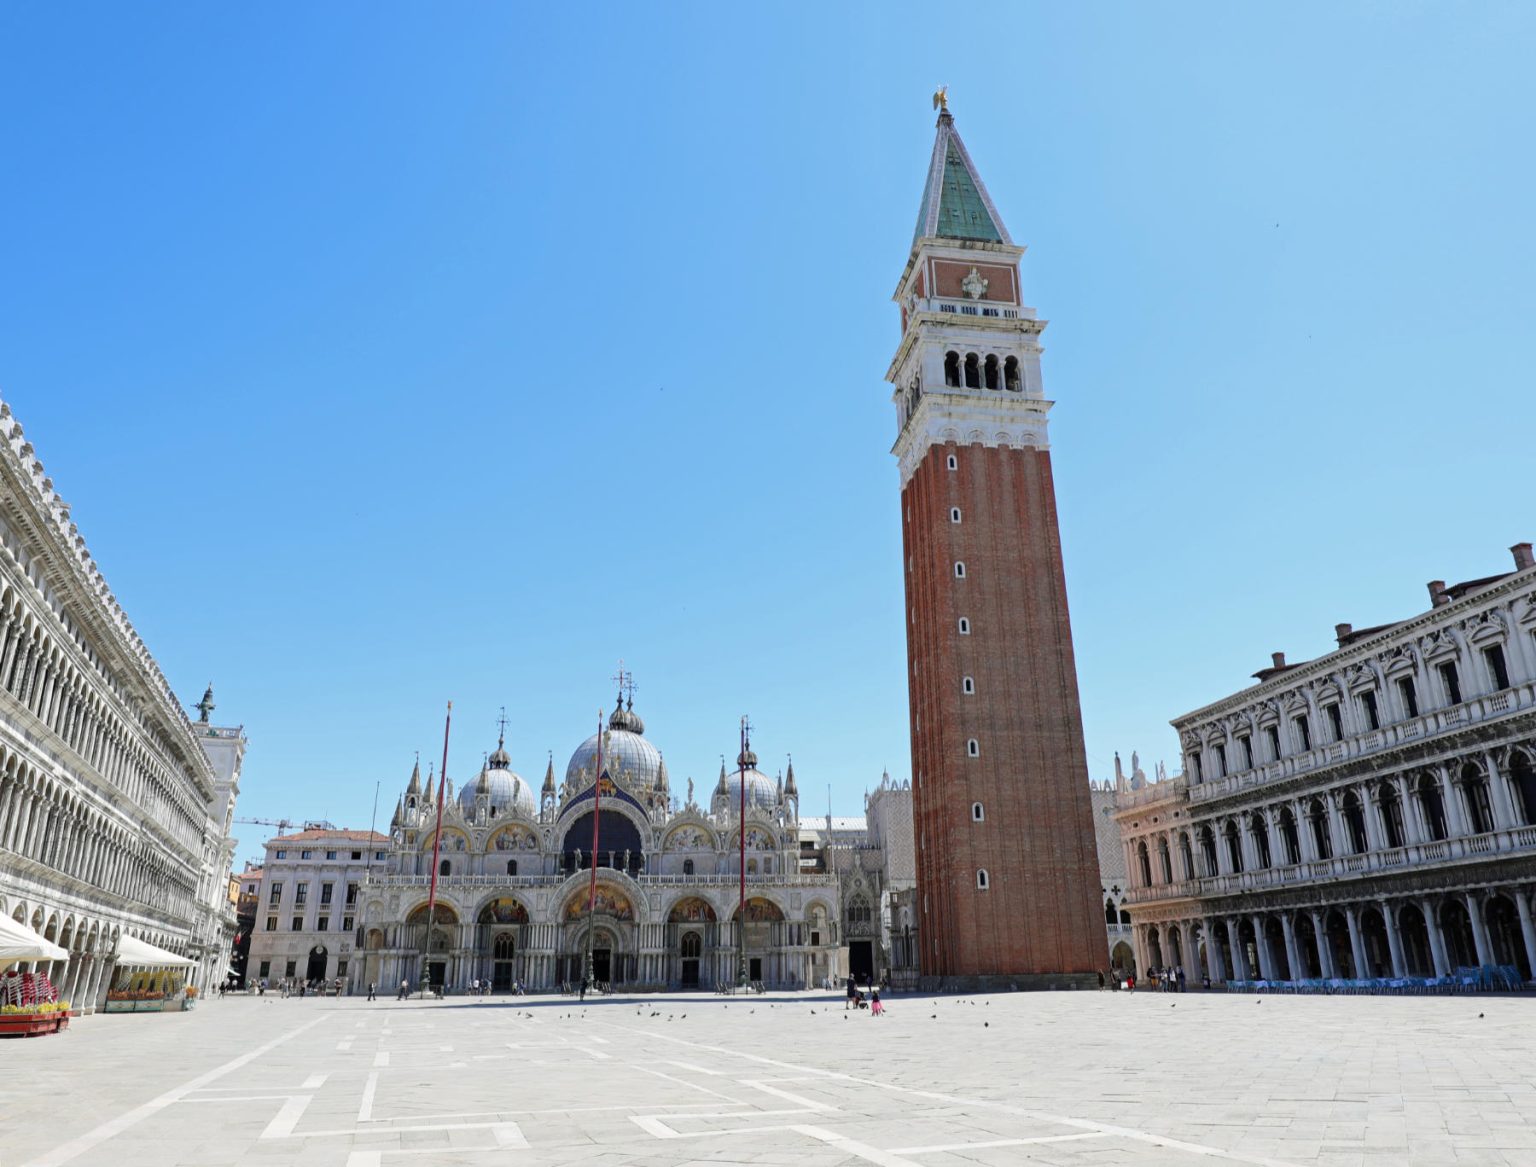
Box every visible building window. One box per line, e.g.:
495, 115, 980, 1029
950, 507, 962, 523
265, 917, 277, 932
1398, 677, 1419, 718
1294, 715, 1312, 752
983, 354, 1000, 390
269, 882, 282, 905
954, 561, 966, 578
275, 850, 286, 859
1191, 752, 1203, 783
682, 859, 694, 875
1326, 703, 1344, 742
284, 960, 296, 978
294, 883, 308, 905
1215, 744, 1228, 778
291, 917, 303, 931
345, 883, 359, 905
320, 883, 334, 905
317, 917, 330, 932
1239, 735, 1254, 770
439, 859, 451, 877
946, 454, 958, 471
258, 960, 271, 978
343, 916, 354, 932
325, 850, 337, 860
1265, 725, 1281, 760
966, 739, 980, 757
971, 802, 984, 822
958, 618, 970, 635
976, 869, 989, 890
1361, 689, 1381, 731
1485, 644, 1511, 691
337, 960, 348, 977
1438, 662, 1462, 706
375, 851, 386, 861
351, 850, 362, 861
962, 676, 975, 694
301, 851, 312, 860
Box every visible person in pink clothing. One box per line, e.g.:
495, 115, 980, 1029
870, 990, 884, 1016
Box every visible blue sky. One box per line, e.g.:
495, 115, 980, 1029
3, 4, 1534, 863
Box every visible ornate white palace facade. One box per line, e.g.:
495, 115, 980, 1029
355, 699, 904, 994
1118, 543, 1536, 987
0, 395, 245, 1008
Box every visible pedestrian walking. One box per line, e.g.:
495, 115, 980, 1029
398, 978, 408, 1000
1097, 969, 1106, 991
845, 975, 856, 1010
870, 990, 884, 1017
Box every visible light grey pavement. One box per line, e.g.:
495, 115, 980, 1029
2, 987, 1533, 1167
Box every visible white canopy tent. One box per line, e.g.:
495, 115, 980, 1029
113, 934, 196, 968
0, 913, 68, 973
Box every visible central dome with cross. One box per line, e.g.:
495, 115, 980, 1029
565, 680, 666, 796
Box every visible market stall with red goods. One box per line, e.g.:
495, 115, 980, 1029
0, 914, 71, 1037
104, 934, 198, 1012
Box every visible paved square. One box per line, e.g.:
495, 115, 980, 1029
2, 989, 1533, 1167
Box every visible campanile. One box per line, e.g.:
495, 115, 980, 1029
888, 95, 1103, 985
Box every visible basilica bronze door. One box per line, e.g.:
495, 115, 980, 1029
592, 948, 612, 983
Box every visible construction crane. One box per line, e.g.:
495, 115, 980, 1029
234, 817, 336, 833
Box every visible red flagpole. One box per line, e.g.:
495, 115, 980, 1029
587, 709, 604, 914
739, 717, 747, 930
424, 701, 452, 987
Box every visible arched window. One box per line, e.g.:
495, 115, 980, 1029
976, 869, 989, 890
944, 351, 961, 387
946, 453, 958, 471
1104, 897, 1117, 925
950, 507, 962, 523
963, 353, 980, 388
1308, 799, 1333, 859
439, 859, 451, 877
1460, 764, 1494, 834
1004, 355, 1020, 391
1378, 782, 1405, 849
680, 931, 702, 959
1416, 773, 1448, 841
1278, 807, 1301, 865
966, 738, 979, 757
1198, 826, 1218, 876
1249, 812, 1271, 868
954, 562, 966, 578
1157, 836, 1173, 882
962, 676, 975, 695
1223, 821, 1244, 873
1178, 833, 1194, 879
1136, 840, 1152, 886
506, 859, 517, 876
983, 354, 1000, 390
971, 802, 984, 822
682, 858, 694, 876
958, 618, 970, 635
1510, 751, 1536, 826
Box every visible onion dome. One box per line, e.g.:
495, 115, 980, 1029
738, 745, 758, 769
566, 701, 663, 791
458, 730, 536, 818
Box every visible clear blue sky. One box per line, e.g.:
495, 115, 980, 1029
3, 4, 1534, 864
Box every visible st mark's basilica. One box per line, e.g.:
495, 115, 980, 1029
353, 692, 906, 993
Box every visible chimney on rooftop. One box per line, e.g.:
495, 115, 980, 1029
1427, 580, 1450, 607
1513, 542, 1534, 571
1271, 652, 1286, 669
1335, 623, 1353, 646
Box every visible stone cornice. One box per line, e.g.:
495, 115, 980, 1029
1172, 564, 1536, 731
891, 391, 1051, 488
0, 395, 217, 799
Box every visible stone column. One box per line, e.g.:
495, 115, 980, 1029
1229, 920, 1250, 980
1381, 901, 1406, 977
1265, 813, 1286, 868
1420, 898, 1449, 976
1438, 764, 1469, 837
1344, 906, 1368, 979
1484, 751, 1519, 831
1203, 918, 1227, 983
1294, 799, 1316, 862
1309, 910, 1335, 978
1465, 892, 1494, 967
1184, 920, 1201, 979
1250, 914, 1275, 979
1280, 913, 1301, 981
1325, 792, 1348, 860
1515, 889, 1536, 980
1359, 785, 1385, 851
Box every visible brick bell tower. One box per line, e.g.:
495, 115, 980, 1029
888, 93, 1103, 986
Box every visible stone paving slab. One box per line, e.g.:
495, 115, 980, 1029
1, 988, 1533, 1167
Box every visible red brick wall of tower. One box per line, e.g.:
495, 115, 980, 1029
901, 440, 1105, 978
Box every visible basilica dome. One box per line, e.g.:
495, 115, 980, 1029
459, 736, 537, 819
713, 746, 778, 812
565, 698, 663, 791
